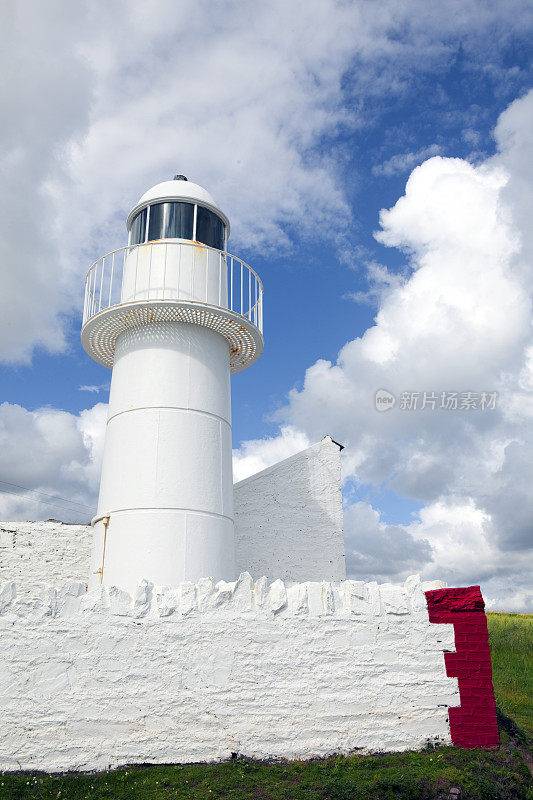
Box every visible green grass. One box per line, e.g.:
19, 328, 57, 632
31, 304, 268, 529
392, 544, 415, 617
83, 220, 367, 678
0, 747, 531, 800
1, 613, 531, 800
487, 612, 532, 741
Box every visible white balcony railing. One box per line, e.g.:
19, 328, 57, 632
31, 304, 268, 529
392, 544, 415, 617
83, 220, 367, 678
83, 241, 263, 334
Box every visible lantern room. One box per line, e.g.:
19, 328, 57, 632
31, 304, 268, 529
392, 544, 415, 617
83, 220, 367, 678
127, 175, 230, 251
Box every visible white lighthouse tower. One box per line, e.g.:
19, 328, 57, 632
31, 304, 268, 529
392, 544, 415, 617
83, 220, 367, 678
82, 177, 263, 592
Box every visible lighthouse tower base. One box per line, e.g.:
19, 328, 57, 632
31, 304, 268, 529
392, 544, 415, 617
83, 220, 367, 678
89, 321, 234, 592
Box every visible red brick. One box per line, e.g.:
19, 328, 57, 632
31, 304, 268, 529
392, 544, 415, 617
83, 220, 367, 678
425, 586, 499, 750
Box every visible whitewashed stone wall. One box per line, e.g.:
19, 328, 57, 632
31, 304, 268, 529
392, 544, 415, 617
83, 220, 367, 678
0, 521, 90, 595
0, 573, 455, 772
234, 437, 346, 581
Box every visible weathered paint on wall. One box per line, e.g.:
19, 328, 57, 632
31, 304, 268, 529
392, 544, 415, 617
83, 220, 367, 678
0, 574, 456, 772
0, 521, 91, 595
234, 437, 346, 582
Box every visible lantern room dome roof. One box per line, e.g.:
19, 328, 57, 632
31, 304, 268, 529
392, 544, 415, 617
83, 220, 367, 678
138, 180, 217, 207
127, 179, 229, 234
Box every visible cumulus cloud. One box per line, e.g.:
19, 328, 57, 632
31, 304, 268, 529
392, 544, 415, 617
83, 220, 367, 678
344, 501, 432, 582
0, 2, 93, 362
2, 0, 532, 362
0, 402, 106, 522
405, 499, 532, 611
232, 426, 310, 483
265, 91, 533, 610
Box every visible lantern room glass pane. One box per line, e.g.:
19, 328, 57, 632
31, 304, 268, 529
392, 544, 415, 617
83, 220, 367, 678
147, 201, 194, 241
167, 202, 194, 239
130, 207, 147, 245
196, 206, 225, 250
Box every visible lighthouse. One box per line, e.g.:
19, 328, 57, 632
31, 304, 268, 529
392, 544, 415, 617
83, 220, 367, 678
81, 177, 263, 592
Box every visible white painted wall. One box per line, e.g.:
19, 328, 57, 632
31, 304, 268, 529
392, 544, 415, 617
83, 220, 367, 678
122, 242, 228, 306
234, 437, 346, 582
0, 574, 455, 772
0, 521, 90, 596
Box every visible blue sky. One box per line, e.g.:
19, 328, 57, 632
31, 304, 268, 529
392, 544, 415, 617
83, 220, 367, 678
1, 0, 532, 610
2, 35, 527, 428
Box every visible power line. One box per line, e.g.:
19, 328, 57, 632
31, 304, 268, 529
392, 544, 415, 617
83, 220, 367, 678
0, 480, 94, 513
0, 485, 91, 516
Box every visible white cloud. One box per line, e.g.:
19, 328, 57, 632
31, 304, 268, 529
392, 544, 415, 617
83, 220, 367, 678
461, 128, 482, 147
344, 501, 432, 582
342, 496, 533, 611
372, 145, 443, 177
265, 91, 533, 611
0, 3, 93, 362
2, 0, 532, 362
405, 499, 533, 612
78, 384, 109, 394
343, 260, 407, 307
0, 402, 106, 522
485, 587, 533, 614
232, 426, 310, 483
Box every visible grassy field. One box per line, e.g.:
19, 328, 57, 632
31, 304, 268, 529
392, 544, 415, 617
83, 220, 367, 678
487, 612, 532, 740
0, 746, 531, 800
0, 612, 530, 800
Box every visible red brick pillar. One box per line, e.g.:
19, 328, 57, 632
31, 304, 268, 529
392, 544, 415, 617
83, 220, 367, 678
425, 585, 499, 749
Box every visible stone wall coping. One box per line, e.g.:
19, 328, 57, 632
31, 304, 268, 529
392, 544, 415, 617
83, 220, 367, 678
0, 573, 447, 622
